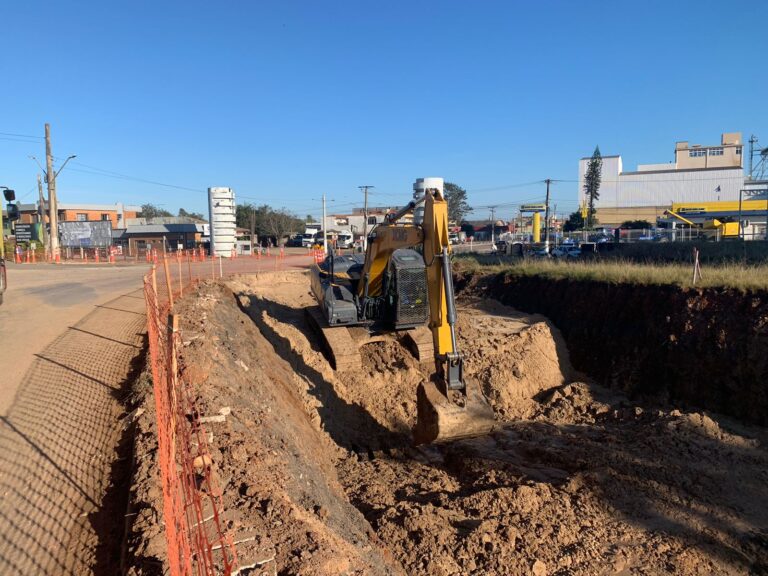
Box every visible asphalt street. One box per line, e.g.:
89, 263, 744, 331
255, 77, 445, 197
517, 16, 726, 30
0, 262, 148, 414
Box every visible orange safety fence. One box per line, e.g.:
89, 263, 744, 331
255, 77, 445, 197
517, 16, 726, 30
143, 248, 317, 576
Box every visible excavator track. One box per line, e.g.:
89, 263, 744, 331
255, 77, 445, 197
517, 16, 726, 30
398, 326, 435, 368
305, 306, 360, 372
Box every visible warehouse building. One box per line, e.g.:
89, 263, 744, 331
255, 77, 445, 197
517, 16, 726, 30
579, 133, 745, 226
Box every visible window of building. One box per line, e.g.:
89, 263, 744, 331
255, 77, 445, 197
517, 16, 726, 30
689, 149, 706, 157
709, 148, 724, 156
76, 213, 87, 221
736, 147, 742, 155
101, 213, 110, 221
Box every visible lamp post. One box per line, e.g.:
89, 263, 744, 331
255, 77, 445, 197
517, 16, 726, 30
31, 153, 76, 260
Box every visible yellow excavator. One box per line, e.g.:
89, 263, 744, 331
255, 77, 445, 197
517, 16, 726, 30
308, 178, 496, 444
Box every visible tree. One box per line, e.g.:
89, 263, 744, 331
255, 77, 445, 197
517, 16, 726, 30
262, 207, 304, 245
178, 208, 204, 220
305, 214, 315, 223
138, 203, 172, 218
620, 219, 653, 230
583, 146, 602, 229
443, 182, 472, 224
235, 203, 303, 244
563, 209, 597, 232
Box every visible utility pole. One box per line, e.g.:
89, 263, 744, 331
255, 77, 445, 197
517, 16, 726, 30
322, 193, 328, 254
489, 206, 497, 245
543, 179, 552, 252
359, 185, 374, 251
249, 207, 256, 252
45, 124, 59, 259
748, 135, 758, 180
37, 174, 48, 251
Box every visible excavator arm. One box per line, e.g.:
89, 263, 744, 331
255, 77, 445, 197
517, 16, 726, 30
413, 185, 496, 444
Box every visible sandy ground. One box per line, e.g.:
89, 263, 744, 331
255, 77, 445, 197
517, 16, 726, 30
144, 270, 768, 575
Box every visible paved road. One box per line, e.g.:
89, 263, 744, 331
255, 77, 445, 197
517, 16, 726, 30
0, 263, 148, 414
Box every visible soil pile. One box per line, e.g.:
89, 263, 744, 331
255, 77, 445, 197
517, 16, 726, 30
133, 271, 768, 575
457, 299, 573, 420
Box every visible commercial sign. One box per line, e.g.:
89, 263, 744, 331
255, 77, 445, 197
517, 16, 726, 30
519, 204, 546, 212
59, 221, 113, 248
14, 223, 33, 242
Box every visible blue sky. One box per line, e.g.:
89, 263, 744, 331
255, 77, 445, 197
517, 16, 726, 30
1, 0, 765, 221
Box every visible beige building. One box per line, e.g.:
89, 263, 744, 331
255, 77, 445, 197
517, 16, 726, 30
579, 132, 746, 226
674, 132, 743, 170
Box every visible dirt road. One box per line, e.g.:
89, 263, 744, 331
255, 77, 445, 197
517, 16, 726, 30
0, 264, 147, 575
146, 271, 767, 575
0, 263, 148, 413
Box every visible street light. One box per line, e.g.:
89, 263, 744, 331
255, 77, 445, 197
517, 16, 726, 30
30, 153, 76, 260
55, 155, 77, 178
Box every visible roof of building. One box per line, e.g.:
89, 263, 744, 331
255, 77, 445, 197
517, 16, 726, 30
58, 203, 142, 211
125, 224, 199, 234
619, 166, 744, 176
579, 155, 621, 160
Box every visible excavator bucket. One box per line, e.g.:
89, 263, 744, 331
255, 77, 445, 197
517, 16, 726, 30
413, 378, 496, 445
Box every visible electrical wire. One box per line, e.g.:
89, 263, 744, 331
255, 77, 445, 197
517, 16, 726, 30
0, 131, 43, 140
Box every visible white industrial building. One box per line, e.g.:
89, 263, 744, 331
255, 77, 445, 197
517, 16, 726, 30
579, 133, 746, 225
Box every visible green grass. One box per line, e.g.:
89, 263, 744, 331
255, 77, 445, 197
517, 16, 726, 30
454, 254, 768, 292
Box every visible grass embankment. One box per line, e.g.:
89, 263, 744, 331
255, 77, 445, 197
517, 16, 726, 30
455, 254, 768, 291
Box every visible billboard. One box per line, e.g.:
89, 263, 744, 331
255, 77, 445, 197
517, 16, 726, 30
59, 221, 113, 247
520, 204, 546, 212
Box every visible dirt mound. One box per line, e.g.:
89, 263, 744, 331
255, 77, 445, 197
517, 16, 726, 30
132, 271, 768, 575
457, 300, 573, 420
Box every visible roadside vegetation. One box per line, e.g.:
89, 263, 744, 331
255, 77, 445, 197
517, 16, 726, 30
455, 253, 768, 292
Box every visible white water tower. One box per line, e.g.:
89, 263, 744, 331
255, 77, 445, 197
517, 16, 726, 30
412, 177, 444, 225
208, 187, 236, 256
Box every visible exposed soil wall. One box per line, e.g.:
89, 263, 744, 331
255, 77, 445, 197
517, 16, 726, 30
457, 272, 768, 426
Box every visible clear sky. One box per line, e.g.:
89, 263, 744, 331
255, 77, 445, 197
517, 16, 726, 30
1, 0, 765, 221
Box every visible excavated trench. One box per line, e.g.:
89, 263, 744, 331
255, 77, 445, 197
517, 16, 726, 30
133, 271, 768, 575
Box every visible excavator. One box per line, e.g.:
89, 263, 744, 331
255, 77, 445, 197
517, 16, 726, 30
308, 177, 496, 444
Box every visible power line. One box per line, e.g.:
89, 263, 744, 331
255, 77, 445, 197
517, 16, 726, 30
0, 136, 43, 144
0, 131, 43, 140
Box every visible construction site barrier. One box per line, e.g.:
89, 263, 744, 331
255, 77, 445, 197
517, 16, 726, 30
142, 249, 315, 576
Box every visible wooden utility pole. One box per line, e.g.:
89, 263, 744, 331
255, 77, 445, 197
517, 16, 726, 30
543, 179, 552, 252
249, 208, 256, 252
37, 174, 48, 251
489, 206, 497, 245
45, 124, 60, 259
322, 193, 328, 254
359, 185, 374, 251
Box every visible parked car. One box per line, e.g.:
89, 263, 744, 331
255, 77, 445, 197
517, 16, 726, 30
286, 234, 304, 247
551, 246, 581, 258
531, 248, 551, 258
449, 232, 459, 245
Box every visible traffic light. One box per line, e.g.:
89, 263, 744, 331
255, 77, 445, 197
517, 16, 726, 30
5, 204, 19, 222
